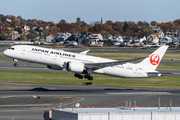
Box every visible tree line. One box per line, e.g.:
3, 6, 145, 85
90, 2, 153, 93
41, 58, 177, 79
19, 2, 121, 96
1, 14, 180, 40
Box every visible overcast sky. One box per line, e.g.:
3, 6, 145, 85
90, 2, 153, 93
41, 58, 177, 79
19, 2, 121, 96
1, 0, 180, 24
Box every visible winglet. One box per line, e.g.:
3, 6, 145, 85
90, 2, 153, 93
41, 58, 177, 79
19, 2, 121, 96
80, 50, 90, 55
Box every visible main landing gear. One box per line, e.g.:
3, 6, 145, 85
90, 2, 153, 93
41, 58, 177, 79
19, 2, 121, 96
74, 73, 93, 80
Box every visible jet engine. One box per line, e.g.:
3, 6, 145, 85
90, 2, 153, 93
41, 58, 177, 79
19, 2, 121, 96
47, 65, 63, 70
66, 61, 85, 73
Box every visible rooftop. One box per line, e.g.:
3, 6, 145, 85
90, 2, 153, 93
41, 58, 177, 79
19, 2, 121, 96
54, 107, 180, 114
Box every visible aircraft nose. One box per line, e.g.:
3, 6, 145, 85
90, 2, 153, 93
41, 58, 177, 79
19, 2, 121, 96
3, 50, 8, 56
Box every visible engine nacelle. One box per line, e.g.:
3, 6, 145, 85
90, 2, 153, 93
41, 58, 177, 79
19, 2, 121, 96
47, 65, 63, 70
66, 61, 85, 73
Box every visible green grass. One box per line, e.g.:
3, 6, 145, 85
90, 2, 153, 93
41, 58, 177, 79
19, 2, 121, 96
157, 64, 180, 70
0, 70, 180, 89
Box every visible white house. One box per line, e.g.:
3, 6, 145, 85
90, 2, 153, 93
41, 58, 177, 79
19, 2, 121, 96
146, 34, 159, 45
89, 34, 103, 47
134, 36, 146, 43
156, 31, 165, 39
111, 35, 123, 42
161, 36, 172, 45
46, 34, 55, 43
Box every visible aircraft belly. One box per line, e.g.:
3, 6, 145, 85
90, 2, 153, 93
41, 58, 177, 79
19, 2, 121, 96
101, 67, 147, 78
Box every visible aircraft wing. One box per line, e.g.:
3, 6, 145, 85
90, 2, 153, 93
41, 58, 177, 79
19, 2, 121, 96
85, 57, 145, 70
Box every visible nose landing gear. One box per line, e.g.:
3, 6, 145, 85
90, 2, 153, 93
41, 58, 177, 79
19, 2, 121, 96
13, 59, 18, 67
14, 63, 18, 67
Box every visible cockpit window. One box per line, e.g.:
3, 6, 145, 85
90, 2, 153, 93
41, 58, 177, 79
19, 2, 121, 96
8, 47, 15, 50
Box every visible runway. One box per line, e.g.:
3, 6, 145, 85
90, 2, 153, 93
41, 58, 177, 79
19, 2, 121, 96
1, 83, 180, 120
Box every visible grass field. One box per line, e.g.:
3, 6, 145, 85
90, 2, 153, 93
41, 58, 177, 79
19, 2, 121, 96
0, 70, 180, 89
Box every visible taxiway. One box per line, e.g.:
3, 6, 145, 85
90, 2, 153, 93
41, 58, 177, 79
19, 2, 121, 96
1, 83, 180, 120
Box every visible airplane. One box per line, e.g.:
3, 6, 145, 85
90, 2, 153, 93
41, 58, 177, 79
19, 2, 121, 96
3, 45, 168, 80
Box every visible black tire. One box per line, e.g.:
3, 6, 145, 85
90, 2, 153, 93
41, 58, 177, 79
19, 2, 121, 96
88, 76, 93, 80
14, 63, 18, 67
84, 75, 88, 79
74, 74, 79, 77
78, 75, 83, 79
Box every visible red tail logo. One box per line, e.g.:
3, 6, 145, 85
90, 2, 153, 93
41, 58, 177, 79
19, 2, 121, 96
150, 54, 160, 65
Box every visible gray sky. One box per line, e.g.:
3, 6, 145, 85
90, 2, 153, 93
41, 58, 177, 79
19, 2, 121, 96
1, 0, 180, 24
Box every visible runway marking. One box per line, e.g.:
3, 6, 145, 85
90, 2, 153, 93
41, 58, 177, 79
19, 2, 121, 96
33, 95, 37, 98
105, 95, 154, 108
1, 96, 14, 99
59, 97, 84, 107
25, 97, 84, 110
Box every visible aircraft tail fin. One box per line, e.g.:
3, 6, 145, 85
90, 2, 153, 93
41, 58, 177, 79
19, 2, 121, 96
137, 45, 168, 71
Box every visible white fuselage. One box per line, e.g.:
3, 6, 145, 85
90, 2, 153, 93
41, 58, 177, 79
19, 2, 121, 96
3, 45, 163, 78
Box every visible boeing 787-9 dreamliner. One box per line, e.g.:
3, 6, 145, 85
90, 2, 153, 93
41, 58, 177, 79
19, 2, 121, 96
3, 45, 168, 80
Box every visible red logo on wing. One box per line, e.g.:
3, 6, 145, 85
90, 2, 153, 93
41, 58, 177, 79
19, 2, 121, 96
150, 54, 160, 65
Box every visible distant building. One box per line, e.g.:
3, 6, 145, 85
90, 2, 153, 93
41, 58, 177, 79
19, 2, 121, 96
161, 36, 172, 45
76, 17, 86, 24
21, 25, 30, 33
78, 34, 91, 44
156, 32, 164, 39
89, 34, 104, 46
123, 36, 132, 43
76, 17, 81, 23
111, 35, 123, 42
103, 34, 113, 41
9, 31, 20, 40
56, 32, 72, 42
146, 34, 159, 45
6, 18, 11, 23
134, 36, 146, 43
45, 34, 55, 43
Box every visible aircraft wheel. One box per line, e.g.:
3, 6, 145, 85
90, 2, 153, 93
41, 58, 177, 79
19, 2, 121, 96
78, 75, 83, 79
88, 76, 93, 80
84, 75, 89, 79
14, 63, 18, 67
74, 73, 79, 77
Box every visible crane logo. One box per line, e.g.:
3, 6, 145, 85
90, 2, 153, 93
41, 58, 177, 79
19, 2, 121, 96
150, 54, 160, 65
